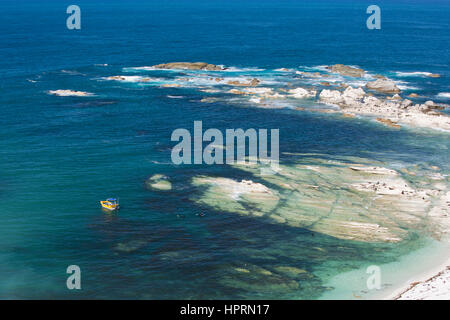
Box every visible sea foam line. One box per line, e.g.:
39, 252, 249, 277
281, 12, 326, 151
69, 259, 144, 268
394, 71, 433, 78
437, 92, 450, 99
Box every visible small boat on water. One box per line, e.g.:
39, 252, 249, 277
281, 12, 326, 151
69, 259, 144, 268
100, 198, 120, 211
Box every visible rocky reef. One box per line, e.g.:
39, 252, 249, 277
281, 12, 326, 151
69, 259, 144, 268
107, 62, 449, 132
191, 154, 449, 243
319, 86, 450, 131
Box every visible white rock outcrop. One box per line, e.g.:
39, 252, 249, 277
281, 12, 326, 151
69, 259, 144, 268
288, 88, 317, 99
365, 79, 401, 94
319, 89, 344, 104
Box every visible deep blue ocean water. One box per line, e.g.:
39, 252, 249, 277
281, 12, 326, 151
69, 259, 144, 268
0, 0, 449, 299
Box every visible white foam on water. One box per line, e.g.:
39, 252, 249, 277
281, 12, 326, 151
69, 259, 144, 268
47, 90, 95, 97
101, 76, 170, 86
249, 97, 264, 104
391, 79, 420, 91
61, 70, 85, 76
167, 95, 185, 99
302, 65, 329, 72
397, 84, 420, 91
253, 99, 294, 109
199, 88, 222, 93
437, 92, 450, 99
174, 76, 225, 87
348, 64, 364, 69
123, 66, 158, 72
362, 73, 376, 81
302, 75, 345, 86
222, 66, 266, 72
273, 68, 296, 72
102, 75, 145, 82
347, 80, 370, 88
174, 75, 280, 87
257, 78, 282, 85
394, 71, 433, 78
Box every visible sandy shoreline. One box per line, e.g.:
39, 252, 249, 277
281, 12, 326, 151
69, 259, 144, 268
375, 235, 450, 300
316, 237, 450, 300
386, 257, 450, 300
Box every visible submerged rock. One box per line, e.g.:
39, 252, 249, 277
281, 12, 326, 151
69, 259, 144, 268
220, 263, 299, 293
228, 89, 247, 95
106, 76, 127, 81
374, 74, 387, 80
114, 240, 147, 253
227, 78, 260, 86
327, 64, 365, 77
146, 174, 172, 191
200, 97, 220, 103
192, 154, 448, 243
274, 266, 308, 278
191, 176, 279, 217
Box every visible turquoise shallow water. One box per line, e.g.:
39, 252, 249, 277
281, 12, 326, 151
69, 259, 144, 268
0, 0, 449, 299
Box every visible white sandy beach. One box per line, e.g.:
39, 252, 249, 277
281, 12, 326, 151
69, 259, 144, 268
387, 258, 450, 300
317, 237, 450, 300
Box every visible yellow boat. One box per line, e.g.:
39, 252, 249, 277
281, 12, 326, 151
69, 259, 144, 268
100, 198, 120, 211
